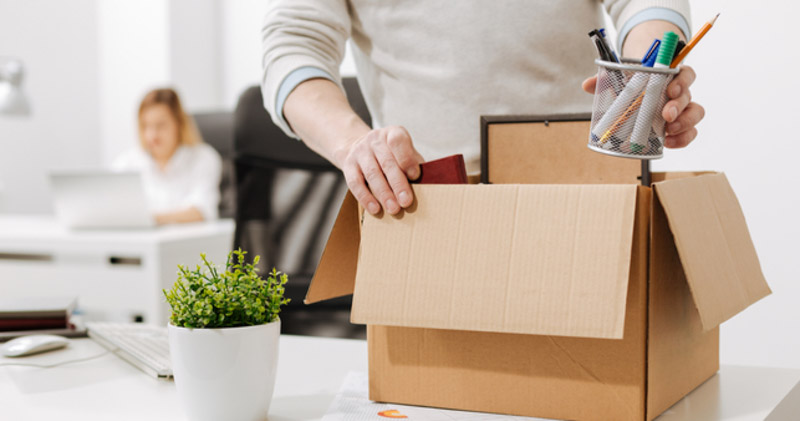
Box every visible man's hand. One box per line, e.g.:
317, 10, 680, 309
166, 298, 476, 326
582, 20, 705, 148
334, 126, 424, 215
582, 66, 704, 148
660, 66, 704, 148
283, 79, 424, 216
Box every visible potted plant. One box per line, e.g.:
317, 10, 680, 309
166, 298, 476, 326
163, 249, 289, 421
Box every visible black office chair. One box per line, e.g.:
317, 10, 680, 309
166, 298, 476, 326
232, 78, 371, 339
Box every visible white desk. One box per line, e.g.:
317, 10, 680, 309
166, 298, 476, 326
0, 335, 368, 421
0, 335, 797, 421
0, 215, 235, 324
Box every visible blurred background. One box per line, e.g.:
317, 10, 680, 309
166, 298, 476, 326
0, 0, 797, 369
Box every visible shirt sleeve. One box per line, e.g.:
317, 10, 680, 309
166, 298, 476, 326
261, 0, 352, 139
185, 145, 223, 221
602, 0, 692, 53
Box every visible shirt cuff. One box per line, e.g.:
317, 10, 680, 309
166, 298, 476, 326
275, 66, 336, 135
617, 7, 691, 54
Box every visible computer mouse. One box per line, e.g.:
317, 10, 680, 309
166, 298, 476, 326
1, 334, 69, 357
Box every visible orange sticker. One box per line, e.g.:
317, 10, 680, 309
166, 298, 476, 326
378, 409, 408, 419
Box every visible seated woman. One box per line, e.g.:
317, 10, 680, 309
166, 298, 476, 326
113, 88, 222, 225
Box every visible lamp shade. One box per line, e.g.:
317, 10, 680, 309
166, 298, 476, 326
0, 60, 31, 116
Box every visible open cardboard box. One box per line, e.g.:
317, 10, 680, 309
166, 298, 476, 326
305, 115, 771, 421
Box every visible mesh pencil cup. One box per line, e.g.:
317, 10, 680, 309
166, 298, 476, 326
588, 59, 679, 159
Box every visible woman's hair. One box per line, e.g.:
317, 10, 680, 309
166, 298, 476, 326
138, 88, 203, 147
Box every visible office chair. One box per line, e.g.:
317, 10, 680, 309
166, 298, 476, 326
233, 78, 371, 339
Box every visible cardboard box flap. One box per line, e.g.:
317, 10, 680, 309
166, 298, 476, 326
653, 173, 771, 330
351, 184, 638, 339
305, 193, 360, 304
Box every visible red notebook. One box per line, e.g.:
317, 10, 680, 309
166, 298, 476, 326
412, 154, 468, 184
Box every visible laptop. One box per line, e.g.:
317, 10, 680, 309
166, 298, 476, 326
50, 171, 155, 229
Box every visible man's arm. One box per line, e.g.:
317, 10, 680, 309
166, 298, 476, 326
598, 0, 703, 148
283, 79, 423, 216
621, 20, 686, 58
262, 0, 422, 216
621, 20, 705, 148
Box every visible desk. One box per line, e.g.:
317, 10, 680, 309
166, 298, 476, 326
0, 335, 797, 421
1, 335, 368, 421
0, 215, 234, 324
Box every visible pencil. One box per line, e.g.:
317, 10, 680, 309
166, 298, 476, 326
670, 13, 720, 68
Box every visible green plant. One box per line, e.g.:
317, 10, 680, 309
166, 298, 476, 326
163, 249, 290, 328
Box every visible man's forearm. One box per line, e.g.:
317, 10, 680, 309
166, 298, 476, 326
283, 78, 372, 168
622, 21, 687, 60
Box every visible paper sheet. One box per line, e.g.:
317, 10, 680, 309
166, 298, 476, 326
322, 372, 554, 421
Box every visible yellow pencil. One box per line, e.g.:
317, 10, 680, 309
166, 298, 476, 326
670, 13, 720, 68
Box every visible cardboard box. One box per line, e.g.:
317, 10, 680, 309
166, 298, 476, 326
305, 117, 771, 420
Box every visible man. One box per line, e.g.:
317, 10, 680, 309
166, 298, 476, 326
262, 1, 703, 215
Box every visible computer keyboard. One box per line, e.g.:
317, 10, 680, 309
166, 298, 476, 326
86, 322, 172, 378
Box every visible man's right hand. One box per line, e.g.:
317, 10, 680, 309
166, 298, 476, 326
282, 78, 424, 215
334, 126, 424, 216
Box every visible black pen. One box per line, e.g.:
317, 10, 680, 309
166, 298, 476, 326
598, 28, 620, 63
588, 29, 625, 94
588, 29, 613, 61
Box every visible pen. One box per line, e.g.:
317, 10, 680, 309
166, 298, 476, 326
598, 28, 620, 63
593, 74, 647, 144
673, 40, 686, 61
644, 39, 682, 145
598, 93, 644, 146
670, 13, 720, 67
642, 39, 661, 66
601, 39, 661, 148
593, 41, 660, 144
629, 31, 680, 152
588, 29, 614, 62
588, 29, 625, 94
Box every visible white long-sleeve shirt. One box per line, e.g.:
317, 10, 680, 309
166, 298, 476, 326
261, 0, 690, 174
112, 143, 222, 220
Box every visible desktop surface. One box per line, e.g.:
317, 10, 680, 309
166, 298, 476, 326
1, 334, 367, 421
0, 334, 797, 421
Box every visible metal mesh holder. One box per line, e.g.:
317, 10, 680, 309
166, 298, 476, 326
588, 59, 679, 159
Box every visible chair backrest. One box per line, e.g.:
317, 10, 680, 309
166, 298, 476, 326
233, 77, 371, 292
193, 111, 235, 219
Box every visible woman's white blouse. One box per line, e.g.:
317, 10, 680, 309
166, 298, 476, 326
112, 144, 222, 220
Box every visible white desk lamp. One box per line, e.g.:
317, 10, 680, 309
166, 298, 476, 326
0, 59, 31, 116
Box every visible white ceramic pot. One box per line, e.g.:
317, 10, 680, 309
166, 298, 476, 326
168, 321, 280, 421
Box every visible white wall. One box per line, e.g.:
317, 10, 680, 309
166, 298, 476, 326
98, 0, 224, 166
0, 0, 102, 214
97, 0, 170, 165
651, 1, 800, 369
219, 0, 267, 110
169, 0, 224, 112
